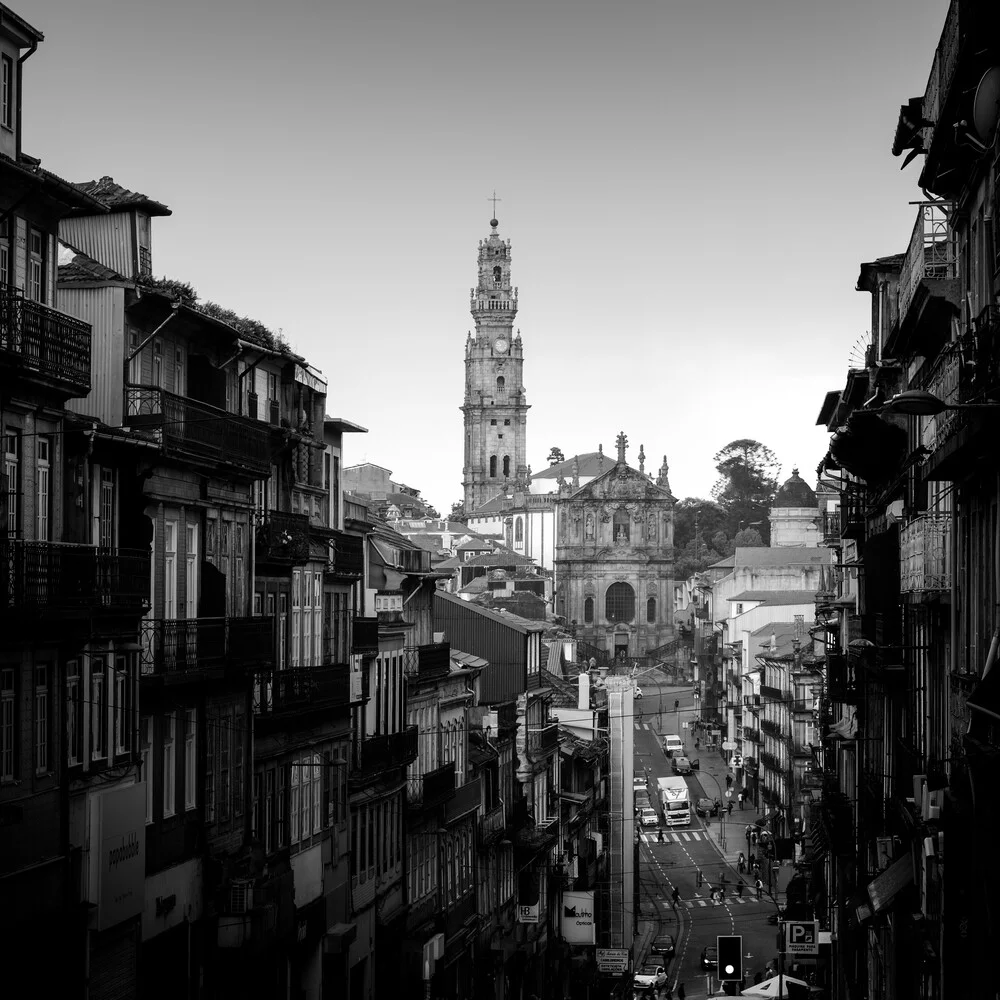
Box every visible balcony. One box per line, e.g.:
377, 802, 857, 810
255, 663, 355, 717
527, 723, 559, 756
351, 616, 379, 657
350, 725, 418, 785
329, 531, 364, 578
124, 384, 270, 477
895, 203, 959, 350
840, 485, 867, 540
407, 762, 456, 810
479, 802, 505, 846
759, 684, 785, 701
256, 511, 310, 565
743, 726, 762, 744
1, 540, 149, 615
216, 868, 295, 950
760, 749, 782, 773
139, 616, 274, 677
820, 511, 841, 545
826, 654, 858, 705
512, 814, 559, 857
760, 718, 784, 739
899, 513, 951, 594
403, 641, 451, 682
0, 283, 92, 395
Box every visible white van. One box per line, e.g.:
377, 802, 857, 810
663, 734, 684, 757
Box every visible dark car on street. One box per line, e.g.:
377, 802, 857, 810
653, 934, 676, 959
700, 945, 717, 970
695, 797, 719, 817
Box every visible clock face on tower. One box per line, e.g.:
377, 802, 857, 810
494, 338, 509, 354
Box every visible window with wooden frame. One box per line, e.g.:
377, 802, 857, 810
27, 229, 44, 303
0, 215, 10, 287
1, 666, 15, 782
4, 429, 20, 538
163, 711, 176, 818
184, 707, 197, 810
1, 54, 13, 130
114, 654, 133, 756
35, 437, 50, 541
90, 657, 108, 762
141, 717, 153, 823
67, 660, 82, 766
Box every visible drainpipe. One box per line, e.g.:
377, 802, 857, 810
16, 36, 38, 160
125, 300, 181, 367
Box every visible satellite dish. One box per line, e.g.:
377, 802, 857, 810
972, 66, 1000, 145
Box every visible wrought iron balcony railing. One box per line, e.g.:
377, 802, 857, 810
402, 641, 451, 682
759, 684, 786, 701
479, 801, 505, 846
2, 540, 149, 613
330, 531, 364, 577
256, 510, 310, 565
254, 663, 354, 715
898, 202, 958, 331
743, 726, 762, 744
899, 512, 951, 593
124, 384, 270, 476
139, 616, 274, 676
761, 717, 784, 739
350, 725, 418, 783
0, 283, 92, 394
407, 762, 456, 809
820, 511, 841, 545
528, 723, 560, 756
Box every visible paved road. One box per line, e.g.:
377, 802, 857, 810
633, 668, 780, 998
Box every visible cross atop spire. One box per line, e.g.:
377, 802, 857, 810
488, 190, 501, 223
616, 431, 628, 465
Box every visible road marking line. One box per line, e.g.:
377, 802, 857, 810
681, 833, 690, 841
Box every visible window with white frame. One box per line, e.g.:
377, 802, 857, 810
0, 216, 9, 287
5, 429, 20, 538
27, 229, 44, 302
99, 468, 115, 548
163, 711, 176, 817
290, 760, 300, 843
313, 572, 322, 664
291, 570, 302, 667
233, 714, 244, 818
66, 660, 82, 766
185, 524, 198, 618
1, 666, 15, 782
1, 54, 12, 130
204, 711, 215, 824
90, 658, 107, 762
264, 768, 275, 853
114, 655, 132, 756
141, 717, 153, 823
219, 708, 231, 821
164, 520, 177, 619
35, 437, 51, 541
184, 708, 197, 810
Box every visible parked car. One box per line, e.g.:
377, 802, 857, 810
696, 797, 719, 818
700, 945, 717, 970
672, 756, 692, 775
634, 686, 643, 699
633, 776, 647, 793
639, 807, 660, 827
633, 966, 667, 991
662, 734, 684, 757
653, 934, 676, 959
635, 792, 651, 810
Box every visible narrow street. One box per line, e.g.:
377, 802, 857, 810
633, 668, 780, 998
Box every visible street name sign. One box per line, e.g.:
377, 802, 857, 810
786, 920, 819, 955
596, 948, 629, 974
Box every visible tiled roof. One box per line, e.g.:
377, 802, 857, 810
734, 547, 832, 567
468, 493, 511, 515
772, 469, 818, 509
463, 549, 536, 568
458, 576, 489, 594
435, 591, 545, 633
532, 451, 605, 480
57, 241, 128, 284
72, 176, 172, 217
729, 591, 821, 606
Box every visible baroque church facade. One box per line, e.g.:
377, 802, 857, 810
459, 217, 676, 658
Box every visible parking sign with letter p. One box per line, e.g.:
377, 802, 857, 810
785, 920, 818, 955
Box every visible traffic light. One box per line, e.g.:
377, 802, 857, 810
717, 934, 743, 982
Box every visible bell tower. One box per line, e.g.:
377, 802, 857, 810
461, 216, 530, 512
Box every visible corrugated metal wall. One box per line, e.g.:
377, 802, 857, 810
62, 285, 125, 425
61, 213, 134, 278
433, 594, 525, 704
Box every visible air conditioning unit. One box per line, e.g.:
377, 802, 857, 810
229, 878, 254, 914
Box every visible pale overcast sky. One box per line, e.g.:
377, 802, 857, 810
24, 0, 947, 515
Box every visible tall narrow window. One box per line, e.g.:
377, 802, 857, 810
503, 455, 511, 478
278, 594, 288, 670
99, 468, 115, 547
153, 340, 163, 387
184, 708, 197, 810
163, 711, 176, 817
496, 376, 505, 393
291, 570, 302, 668
313, 571, 323, 664
204, 710, 215, 824
584, 596, 594, 624
514, 516, 523, 543
164, 520, 177, 618
235, 523, 245, 615
5, 430, 20, 538
233, 714, 244, 817
174, 349, 185, 396
114, 654, 132, 755
27, 229, 44, 302
141, 717, 153, 823
185, 524, 198, 618
312, 755, 322, 834
219, 709, 231, 821
290, 760, 300, 844
35, 437, 50, 541
67, 660, 82, 766
90, 658, 107, 761
277, 765, 287, 846
489, 455, 497, 478
265, 768, 276, 853
646, 597, 656, 624
1, 667, 15, 782
0, 54, 12, 130
0, 216, 10, 288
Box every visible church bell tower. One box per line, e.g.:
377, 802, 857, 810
461, 216, 530, 513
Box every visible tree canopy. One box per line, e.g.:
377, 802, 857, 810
711, 439, 780, 543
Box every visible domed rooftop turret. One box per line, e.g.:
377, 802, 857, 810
772, 468, 817, 508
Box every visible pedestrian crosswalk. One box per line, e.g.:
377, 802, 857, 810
680, 894, 763, 907
639, 829, 705, 844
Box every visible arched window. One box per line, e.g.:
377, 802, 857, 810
490, 456, 497, 478
503, 455, 511, 477
514, 516, 523, 543
605, 582, 635, 623
493, 265, 502, 284
613, 508, 630, 543
584, 596, 594, 624
496, 376, 505, 393
646, 597, 656, 623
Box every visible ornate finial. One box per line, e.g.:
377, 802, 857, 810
598, 445, 604, 472
488, 190, 501, 227
657, 454, 672, 491
572, 456, 580, 488
638, 444, 646, 474
792, 467, 800, 477
615, 431, 628, 465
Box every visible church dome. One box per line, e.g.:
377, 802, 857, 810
772, 468, 817, 508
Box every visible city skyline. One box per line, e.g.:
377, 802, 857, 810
24, 0, 949, 514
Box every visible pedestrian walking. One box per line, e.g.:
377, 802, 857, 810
695, 737, 700, 749
725, 773, 733, 789
737, 852, 746, 874
751, 829, 758, 847
727, 800, 734, 817
696, 866, 703, 887
745, 823, 752, 847
749, 852, 756, 868
677, 984, 685, 1000
738, 791, 745, 809
674, 699, 680, 711
672, 886, 680, 907
755, 877, 763, 899
657, 827, 665, 843
736, 879, 744, 898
